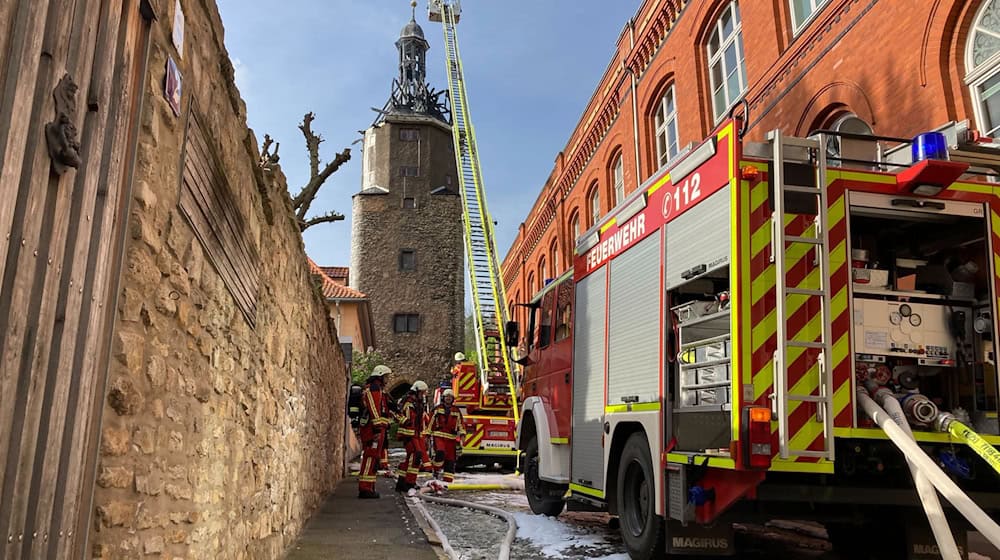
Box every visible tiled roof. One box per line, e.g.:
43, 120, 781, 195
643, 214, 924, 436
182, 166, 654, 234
307, 258, 366, 300
320, 266, 349, 282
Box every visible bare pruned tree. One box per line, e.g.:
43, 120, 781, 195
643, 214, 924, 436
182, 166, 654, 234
276, 112, 351, 231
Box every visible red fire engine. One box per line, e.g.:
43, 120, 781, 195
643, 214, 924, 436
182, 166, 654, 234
511, 118, 1000, 558
444, 357, 519, 468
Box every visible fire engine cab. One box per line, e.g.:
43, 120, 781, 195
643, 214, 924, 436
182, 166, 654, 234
511, 118, 1000, 559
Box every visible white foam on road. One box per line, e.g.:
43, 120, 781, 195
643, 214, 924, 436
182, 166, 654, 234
511, 511, 621, 558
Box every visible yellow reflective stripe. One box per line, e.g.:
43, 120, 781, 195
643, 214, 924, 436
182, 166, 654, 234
397, 428, 416, 437
569, 483, 605, 499
431, 431, 458, 439
834, 427, 1000, 445
550, 437, 569, 444
665, 453, 736, 469
826, 169, 895, 184
768, 459, 833, 473
461, 448, 518, 456
604, 402, 660, 414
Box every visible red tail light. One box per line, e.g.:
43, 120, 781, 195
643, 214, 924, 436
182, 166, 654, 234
742, 406, 773, 469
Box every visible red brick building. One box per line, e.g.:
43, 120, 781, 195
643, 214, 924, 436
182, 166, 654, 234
500, 0, 1000, 321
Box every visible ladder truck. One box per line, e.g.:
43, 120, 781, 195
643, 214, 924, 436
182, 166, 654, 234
427, 0, 520, 467
511, 117, 1000, 558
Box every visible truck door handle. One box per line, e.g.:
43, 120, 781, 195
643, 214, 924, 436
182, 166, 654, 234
564, 373, 570, 383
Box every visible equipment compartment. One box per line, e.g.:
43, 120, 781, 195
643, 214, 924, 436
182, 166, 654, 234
848, 192, 999, 434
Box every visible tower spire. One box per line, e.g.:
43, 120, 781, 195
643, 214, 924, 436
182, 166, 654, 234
374, 2, 450, 124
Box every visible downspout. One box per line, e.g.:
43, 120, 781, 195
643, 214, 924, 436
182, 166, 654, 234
628, 19, 640, 188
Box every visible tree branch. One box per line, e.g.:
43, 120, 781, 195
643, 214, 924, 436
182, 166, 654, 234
300, 210, 345, 231
294, 147, 351, 222
298, 112, 321, 180
259, 133, 280, 169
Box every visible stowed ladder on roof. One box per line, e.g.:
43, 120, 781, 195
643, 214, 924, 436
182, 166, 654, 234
768, 130, 835, 461
430, 1, 518, 421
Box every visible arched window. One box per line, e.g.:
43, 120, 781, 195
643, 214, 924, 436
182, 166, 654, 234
549, 239, 560, 276
612, 154, 625, 206
589, 184, 601, 227
967, 0, 1000, 139
570, 211, 581, 242
707, 1, 747, 121
822, 112, 873, 160
527, 272, 535, 296
539, 257, 547, 286
654, 85, 680, 169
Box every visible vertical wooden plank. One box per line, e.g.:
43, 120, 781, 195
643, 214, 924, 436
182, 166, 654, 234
22, 2, 112, 558
0, 4, 52, 516
0, 0, 51, 295
51, 1, 144, 555
0, 0, 21, 87
0, 1, 80, 555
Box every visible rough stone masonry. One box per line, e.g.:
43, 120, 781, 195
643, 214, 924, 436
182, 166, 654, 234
89, 0, 348, 558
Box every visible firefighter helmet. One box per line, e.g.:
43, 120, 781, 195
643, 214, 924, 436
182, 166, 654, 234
411, 380, 428, 392
442, 389, 454, 398
454, 352, 466, 361
371, 365, 392, 377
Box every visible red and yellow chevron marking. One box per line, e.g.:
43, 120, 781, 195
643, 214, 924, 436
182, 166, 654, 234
481, 391, 511, 409
463, 423, 485, 448
739, 165, 853, 473
454, 368, 480, 406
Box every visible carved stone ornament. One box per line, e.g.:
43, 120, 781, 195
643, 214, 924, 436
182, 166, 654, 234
45, 73, 82, 175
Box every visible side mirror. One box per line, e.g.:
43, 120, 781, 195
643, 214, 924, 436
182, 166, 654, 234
504, 321, 520, 348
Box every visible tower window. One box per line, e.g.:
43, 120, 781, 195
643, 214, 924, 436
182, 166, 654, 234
403, 197, 417, 209
399, 249, 416, 271
400, 166, 419, 177
400, 128, 420, 141
394, 314, 420, 333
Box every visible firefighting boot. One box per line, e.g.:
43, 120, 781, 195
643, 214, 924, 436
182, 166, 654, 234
358, 490, 380, 499
395, 477, 409, 492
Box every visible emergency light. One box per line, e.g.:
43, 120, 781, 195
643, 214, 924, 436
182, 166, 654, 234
895, 131, 968, 196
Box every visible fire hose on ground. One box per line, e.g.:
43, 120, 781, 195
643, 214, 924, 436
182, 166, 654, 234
413, 484, 519, 560
864, 383, 960, 559
857, 389, 1000, 551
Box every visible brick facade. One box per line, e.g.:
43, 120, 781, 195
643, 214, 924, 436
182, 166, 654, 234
500, 0, 990, 320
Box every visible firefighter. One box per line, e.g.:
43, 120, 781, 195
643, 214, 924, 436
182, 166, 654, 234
357, 365, 393, 499
396, 380, 431, 492
428, 388, 464, 483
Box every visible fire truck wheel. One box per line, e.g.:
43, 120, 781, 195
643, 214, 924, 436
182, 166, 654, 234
524, 437, 566, 517
617, 432, 664, 560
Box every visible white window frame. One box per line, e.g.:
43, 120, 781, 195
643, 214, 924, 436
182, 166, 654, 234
789, 0, 831, 36
612, 154, 625, 206
590, 187, 600, 227
966, 0, 1000, 138
654, 85, 680, 169
707, 1, 748, 122
571, 213, 580, 244
550, 241, 560, 275
539, 258, 547, 285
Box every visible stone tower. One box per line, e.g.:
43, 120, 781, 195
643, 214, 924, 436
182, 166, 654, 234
350, 8, 464, 394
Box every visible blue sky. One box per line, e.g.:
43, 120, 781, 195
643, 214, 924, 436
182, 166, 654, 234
216, 0, 643, 270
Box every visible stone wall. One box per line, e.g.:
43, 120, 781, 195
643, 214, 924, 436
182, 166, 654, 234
350, 115, 464, 390
90, 0, 347, 558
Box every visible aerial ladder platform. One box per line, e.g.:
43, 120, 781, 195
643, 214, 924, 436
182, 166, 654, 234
428, 1, 520, 428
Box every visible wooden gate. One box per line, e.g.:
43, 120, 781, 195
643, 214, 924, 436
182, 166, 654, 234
0, 1, 152, 557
